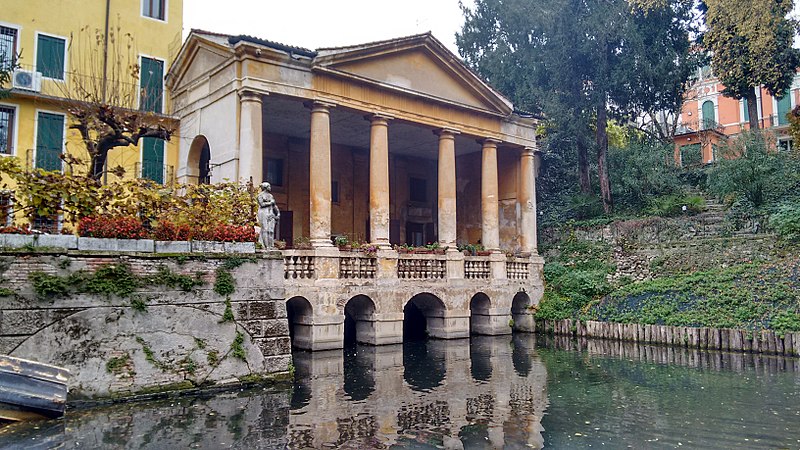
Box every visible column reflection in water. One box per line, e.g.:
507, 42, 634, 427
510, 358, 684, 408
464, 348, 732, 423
288, 335, 548, 449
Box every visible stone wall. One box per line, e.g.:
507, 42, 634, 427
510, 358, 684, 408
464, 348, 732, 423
0, 250, 289, 399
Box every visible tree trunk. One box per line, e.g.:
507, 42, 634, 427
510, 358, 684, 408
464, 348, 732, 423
596, 101, 613, 214
91, 151, 107, 181
746, 87, 759, 130
577, 135, 591, 194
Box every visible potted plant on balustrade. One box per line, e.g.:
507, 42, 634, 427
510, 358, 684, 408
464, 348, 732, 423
359, 243, 378, 258
394, 243, 413, 254
334, 235, 352, 251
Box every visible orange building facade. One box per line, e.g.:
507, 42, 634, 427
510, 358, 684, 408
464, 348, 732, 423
673, 66, 799, 166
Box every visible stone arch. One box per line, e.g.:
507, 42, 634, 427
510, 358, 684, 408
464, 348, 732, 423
286, 296, 314, 350
469, 292, 492, 335
343, 294, 376, 346
187, 135, 211, 184
511, 291, 534, 332
403, 292, 446, 341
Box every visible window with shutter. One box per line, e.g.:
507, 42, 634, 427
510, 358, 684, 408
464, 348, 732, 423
140, 57, 164, 113
142, 137, 165, 184
777, 90, 791, 126
36, 112, 64, 171
36, 34, 66, 80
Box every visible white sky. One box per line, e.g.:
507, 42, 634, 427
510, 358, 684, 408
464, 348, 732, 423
183, 0, 473, 55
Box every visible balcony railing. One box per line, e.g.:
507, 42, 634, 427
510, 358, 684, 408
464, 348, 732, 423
282, 249, 536, 284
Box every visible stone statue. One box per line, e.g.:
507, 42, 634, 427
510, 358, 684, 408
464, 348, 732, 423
257, 182, 280, 249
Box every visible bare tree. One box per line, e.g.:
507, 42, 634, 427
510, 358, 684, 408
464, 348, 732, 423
59, 21, 174, 180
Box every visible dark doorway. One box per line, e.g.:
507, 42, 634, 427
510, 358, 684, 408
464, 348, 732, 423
199, 140, 211, 184
279, 211, 293, 248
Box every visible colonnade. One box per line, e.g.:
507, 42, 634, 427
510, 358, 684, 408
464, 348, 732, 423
237, 91, 538, 253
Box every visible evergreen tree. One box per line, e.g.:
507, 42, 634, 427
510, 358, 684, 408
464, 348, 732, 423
458, 0, 697, 214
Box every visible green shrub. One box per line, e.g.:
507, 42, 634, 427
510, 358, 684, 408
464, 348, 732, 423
647, 194, 705, 217
609, 140, 683, 211
708, 131, 800, 207
29, 272, 70, 298
770, 204, 800, 241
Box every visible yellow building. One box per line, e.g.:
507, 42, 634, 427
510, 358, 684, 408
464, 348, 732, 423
0, 0, 183, 229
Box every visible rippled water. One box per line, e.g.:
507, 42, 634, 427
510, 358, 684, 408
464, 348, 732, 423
1, 334, 799, 449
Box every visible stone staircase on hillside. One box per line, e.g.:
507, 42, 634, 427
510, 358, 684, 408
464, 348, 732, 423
686, 190, 761, 238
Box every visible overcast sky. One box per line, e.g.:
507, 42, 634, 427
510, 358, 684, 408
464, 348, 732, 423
183, 0, 473, 55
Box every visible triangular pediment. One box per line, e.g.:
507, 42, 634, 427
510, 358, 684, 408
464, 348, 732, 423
168, 32, 233, 91
314, 34, 512, 115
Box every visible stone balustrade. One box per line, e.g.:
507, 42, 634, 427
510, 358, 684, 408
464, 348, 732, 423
283, 249, 537, 283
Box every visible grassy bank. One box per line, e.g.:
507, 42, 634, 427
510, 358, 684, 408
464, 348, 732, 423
536, 236, 800, 335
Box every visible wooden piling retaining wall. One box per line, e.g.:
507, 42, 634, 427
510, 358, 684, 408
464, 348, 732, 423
534, 319, 800, 357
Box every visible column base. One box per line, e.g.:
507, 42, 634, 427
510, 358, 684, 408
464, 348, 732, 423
310, 238, 333, 248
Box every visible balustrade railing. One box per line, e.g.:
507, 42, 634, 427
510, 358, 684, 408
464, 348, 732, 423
339, 256, 377, 279
506, 259, 530, 280
284, 254, 315, 279
464, 257, 490, 279
397, 255, 446, 280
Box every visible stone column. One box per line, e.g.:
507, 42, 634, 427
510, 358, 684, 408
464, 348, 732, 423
368, 114, 391, 248
519, 147, 538, 254
480, 139, 500, 252
238, 90, 264, 184
436, 129, 459, 249
309, 101, 335, 248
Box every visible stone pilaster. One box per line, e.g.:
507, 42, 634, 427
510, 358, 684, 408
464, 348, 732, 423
368, 114, 392, 248
519, 147, 538, 254
309, 101, 335, 248
436, 129, 459, 249
480, 139, 501, 252
238, 90, 264, 184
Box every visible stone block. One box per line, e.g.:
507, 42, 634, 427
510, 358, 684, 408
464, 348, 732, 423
262, 319, 289, 338
155, 241, 191, 253
242, 320, 263, 337
263, 355, 292, 373
35, 234, 78, 249
223, 242, 256, 253
2, 234, 35, 249
249, 301, 277, 320
254, 336, 291, 357
78, 237, 117, 251
117, 239, 155, 253
192, 241, 224, 253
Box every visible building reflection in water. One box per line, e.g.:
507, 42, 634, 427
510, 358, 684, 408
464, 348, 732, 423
289, 335, 547, 449
0, 335, 546, 449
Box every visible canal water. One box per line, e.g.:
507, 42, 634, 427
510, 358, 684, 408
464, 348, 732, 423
1, 334, 799, 449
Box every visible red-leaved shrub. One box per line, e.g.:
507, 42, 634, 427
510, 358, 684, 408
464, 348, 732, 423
0, 225, 32, 235
152, 221, 193, 241
197, 224, 257, 242
78, 216, 147, 239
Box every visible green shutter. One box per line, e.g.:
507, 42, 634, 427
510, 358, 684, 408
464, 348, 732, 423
701, 101, 715, 130
36, 112, 64, 171
777, 90, 791, 126
140, 57, 164, 113
142, 137, 164, 184
36, 35, 65, 80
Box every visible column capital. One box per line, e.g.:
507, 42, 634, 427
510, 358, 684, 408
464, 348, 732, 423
304, 100, 337, 113
238, 89, 265, 103
434, 128, 461, 139
365, 113, 394, 124
478, 138, 502, 148
521, 146, 537, 157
